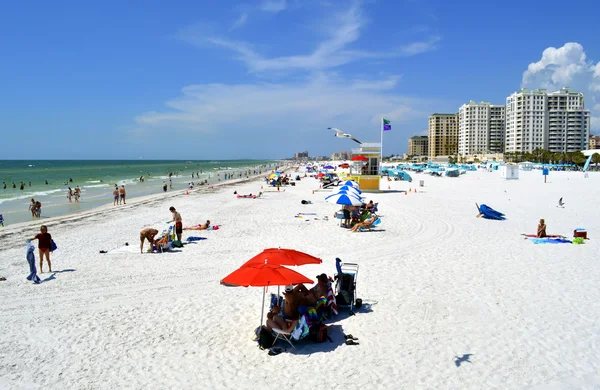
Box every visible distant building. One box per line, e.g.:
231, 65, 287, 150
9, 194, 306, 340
547, 88, 590, 152
505, 88, 590, 153
458, 101, 505, 156
591, 134, 600, 150
408, 136, 428, 156
428, 114, 459, 158
331, 151, 351, 160
294, 150, 309, 159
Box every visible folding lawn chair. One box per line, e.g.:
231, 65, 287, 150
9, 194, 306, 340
334, 258, 359, 312
272, 328, 295, 349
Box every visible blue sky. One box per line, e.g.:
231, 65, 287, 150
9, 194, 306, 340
2, 0, 599, 160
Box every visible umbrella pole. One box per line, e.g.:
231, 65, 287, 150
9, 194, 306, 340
260, 286, 266, 328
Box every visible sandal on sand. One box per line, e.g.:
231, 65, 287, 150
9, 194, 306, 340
268, 348, 284, 356
344, 334, 358, 341
345, 339, 359, 346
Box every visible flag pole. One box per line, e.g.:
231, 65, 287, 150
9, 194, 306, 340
380, 117, 384, 175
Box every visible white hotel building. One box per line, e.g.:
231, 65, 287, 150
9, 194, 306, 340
458, 101, 505, 156
505, 88, 590, 153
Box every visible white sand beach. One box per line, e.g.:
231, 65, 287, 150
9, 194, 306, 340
1, 168, 599, 389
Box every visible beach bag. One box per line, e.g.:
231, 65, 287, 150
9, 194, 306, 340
309, 324, 331, 343
172, 240, 184, 248
258, 326, 275, 349
50, 240, 57, 252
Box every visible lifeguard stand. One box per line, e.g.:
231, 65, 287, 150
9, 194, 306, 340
347, 143, 381, 191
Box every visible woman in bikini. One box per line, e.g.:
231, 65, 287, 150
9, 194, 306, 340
140, 228, 159, 253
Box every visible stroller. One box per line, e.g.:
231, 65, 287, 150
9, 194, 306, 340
334, 258, 360, 313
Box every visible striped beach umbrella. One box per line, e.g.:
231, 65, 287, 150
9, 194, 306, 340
338, 185, 362, 194
340, 180, 359, 188
325, 193, 363, 206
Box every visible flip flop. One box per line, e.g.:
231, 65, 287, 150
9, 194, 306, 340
99, 250, 108, 253
268, 348, 284, 356
345, 339, 359, 346
344, 334, 359, 341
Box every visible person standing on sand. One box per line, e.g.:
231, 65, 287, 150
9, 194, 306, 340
169, 206, 183, 241
29, 225, 52, 273
113, 187, 119, 206
119, 185, 126, 205
140, 228, 159, 253
67, 187, 73, 203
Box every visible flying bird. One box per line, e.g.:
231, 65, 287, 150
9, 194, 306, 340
328, 127, 362, 144
454, 354, 473, 367
557, 197, 565, 208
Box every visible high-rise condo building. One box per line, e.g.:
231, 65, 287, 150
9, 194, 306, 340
428, 114, 459, 158
547, 88, 590, 152
458, 101, 506, 156
505, 88, 590, 153
408, 136, 429, 156
505, 89, 548, 153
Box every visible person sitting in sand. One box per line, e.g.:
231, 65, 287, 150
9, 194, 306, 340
351, 214, 378, 232
140, 228, 159, 253
183, 220, 210, 231
537, 219, 547, 238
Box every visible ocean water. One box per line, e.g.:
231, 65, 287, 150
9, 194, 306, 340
0, 160, 277, 226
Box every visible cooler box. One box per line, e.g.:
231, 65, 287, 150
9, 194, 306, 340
574, 230, 587, 239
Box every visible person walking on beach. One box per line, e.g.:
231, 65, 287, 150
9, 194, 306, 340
74, 185, 81, 202
29, 225, 52, 273
169, 206, 183, 241
140, 228, 159, 253
113, 187, 119, 206
67, 187, 73, 203
119, 185, 126, 205
34, 200, 42, 218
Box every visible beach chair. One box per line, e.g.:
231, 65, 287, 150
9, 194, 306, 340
334, 258, 359, 312
359, 217, 381, 232
272, 328, 295, 349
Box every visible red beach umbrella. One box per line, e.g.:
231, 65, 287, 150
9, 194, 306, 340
339, 163, 350, 168
221, 263, 313, 328
243, 248, 322, 268
351, 155, 368, 161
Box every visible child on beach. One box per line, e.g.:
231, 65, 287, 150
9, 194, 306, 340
29, 225, 52, 273
537, 219, 547, 238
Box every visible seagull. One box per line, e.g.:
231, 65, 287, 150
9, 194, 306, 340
557, 197, 565, 208
328, 127, 362, 144
454, 354, 473, 367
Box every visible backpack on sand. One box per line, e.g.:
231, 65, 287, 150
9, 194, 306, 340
309, 324, 332, 343
258, 326, 275, 349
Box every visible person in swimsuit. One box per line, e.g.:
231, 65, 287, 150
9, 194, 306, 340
30, 225, 52, 273
67, 187, 73, 203
183, 220, 210, 231
119, 185, 126, 205
29, 199, 36, 217
537, 219, 547, 238
74, 186, 81, 202
113, 187, 119, 206
169, 206, 183, 241
140, 228, 159, 253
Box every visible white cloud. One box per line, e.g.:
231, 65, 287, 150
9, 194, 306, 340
230, 13, 248, 31
522, 42, 600, 131
133, 74, 433, 145
176, 2, 440, 73
260, 0, 287, 13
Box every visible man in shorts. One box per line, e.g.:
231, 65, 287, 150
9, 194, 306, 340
169, 206, 183, 241
113, 187, 119, 206
140, 228, 159, 253
119, 185, 126, 205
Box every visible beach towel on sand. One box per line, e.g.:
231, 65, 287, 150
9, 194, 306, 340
528, 237, 572, 244
186, 236, 207, 242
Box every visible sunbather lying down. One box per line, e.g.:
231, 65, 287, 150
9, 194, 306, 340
184, 220, 211, 230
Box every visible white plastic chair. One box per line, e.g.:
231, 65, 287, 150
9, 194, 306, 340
272, 328, 295, 349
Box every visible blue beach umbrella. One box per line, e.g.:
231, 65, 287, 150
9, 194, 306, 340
331, 187, 362, 197
323, 165, 335, 169
325, 189, 362, 199
340, 180, 359, 188
325, 193, 363, 206
338, 185, 362, 194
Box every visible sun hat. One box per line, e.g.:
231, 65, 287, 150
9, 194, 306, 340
284, 284, 294, 293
